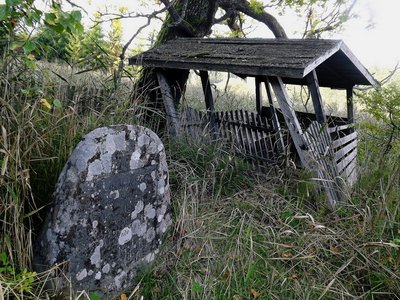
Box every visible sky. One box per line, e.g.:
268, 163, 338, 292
79, 0, 400, 70
335, 0, 400, 68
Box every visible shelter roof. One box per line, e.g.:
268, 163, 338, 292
129, 38, 378, 89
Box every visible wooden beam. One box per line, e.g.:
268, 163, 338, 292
199, 70, 218, 139
264, 78, 284, 152
269, 76, 310, 168
306, 70, 327, 124
346, 86, 354, 124
255, 76, 262, 114
156, 71, 180, 137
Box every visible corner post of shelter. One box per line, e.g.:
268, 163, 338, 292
346, 86, 355, 132
199, 70, 218, 140
268, 76, 310, 168
255, 76, 262, 114
306, 70, 327, 124
263, 77, 284, 152
155, 70, 181, 138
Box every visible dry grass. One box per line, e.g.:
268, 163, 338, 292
0, 61, 150, 299
1, 60, 399, 299
128, 139, 400, 300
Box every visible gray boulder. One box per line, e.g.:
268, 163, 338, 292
35, 125, 171, 297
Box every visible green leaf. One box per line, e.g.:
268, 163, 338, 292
10, 41, 23, 50
70, 10, 81, 22
23, 41, 36, 53
249, 0, 264, 14
0, 252, 8, 267
244, 263, 255, 284
89, 293, 100, 300
192, 282, 203, 293
6, 0, 23, 6
44, 12, 57, 26
31, 8, 42, 22
0, 5, 8, 21
52, 23, 65, 34
21, 55, 36, 69
74, 22, 84, 34
53, 99, 62, 109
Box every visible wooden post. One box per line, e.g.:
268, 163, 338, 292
346, 86, 354, 126
269, 76, 310, 168
255, 76, 262, 114
270, 76, 341, 207
264, 78, 284, 152
306, 70, 327, 124
156, 71, 180, 137
200, 70, 218, 139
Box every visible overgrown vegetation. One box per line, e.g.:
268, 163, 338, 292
129, 115, 399, 299
0, 0, 399, 299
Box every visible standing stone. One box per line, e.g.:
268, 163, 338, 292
35, 125, 172, 297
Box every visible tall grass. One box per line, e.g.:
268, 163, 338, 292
129, 125, 399, 299
0, 60, 152, 298
1, 59, 399, 299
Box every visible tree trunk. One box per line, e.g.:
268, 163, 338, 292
135, 0, 218, 126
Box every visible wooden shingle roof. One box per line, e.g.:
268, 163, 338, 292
129, 38, 378, 89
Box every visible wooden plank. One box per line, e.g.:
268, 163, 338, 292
264, 79, 280, 130
303, 121, 341, 207
334, 139, 358, 162
332, 132, 357, 149
346, 87, 354, 123
303, 132, 336, 203
199, 70, 218, 140
156, 71, 180, 137
245, 110, 258, 158
256, 113, 271, 160
328, 124, 350, 133
305, 123, 331, 178
255, 76, 263, 114
216, 111, 228, 140
306, 70, 327, 124
250, 112, 263, 158
342, 158, 356, 180
224, 111, 234, 143
222, 119, 275, 132
231, 110, 243, 150
236, 110, 248, 154
347, 86, 355, 133
268, 76, 310, 168
337, 148, 357, 173
243, 110, 257, 166
264, 79, 285, 154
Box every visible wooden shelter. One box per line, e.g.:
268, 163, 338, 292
130, 38, 378, 206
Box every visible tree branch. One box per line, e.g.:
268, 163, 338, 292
303, 0, 357, 38
112, 7, 167, 86
65, 0, 88, 15
218, 0, 287, 38
159, 0, 195, 36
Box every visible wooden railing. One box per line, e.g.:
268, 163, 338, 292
329, 125, 358, 185
180, 108, 281, 167
181, 107, 358, 187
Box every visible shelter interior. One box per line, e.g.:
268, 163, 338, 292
130, 38, 378, 206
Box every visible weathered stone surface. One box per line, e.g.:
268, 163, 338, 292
35, 125, 171, 297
